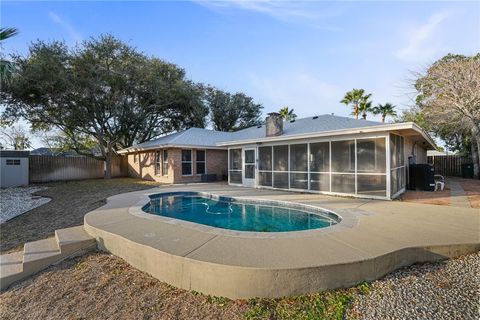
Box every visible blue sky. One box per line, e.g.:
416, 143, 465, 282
2, 1, 479, 147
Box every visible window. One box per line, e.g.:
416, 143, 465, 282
331, 140, 355, 173
356, 138, 387, 197
229, 148, 242, 184
196, 150, 206, 175
310, 142, 329, 172
273, 145, 289, 188
155, 151, 161, 175
331, 140, 355, 194
162, 150, 168, 176
258, 146, 273, 187
6, 159, 21, 165
290, 144, 308, 189
309, 142, 330, 192
181, 150, 192, 175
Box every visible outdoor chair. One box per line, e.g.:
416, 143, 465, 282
434, 174, 445, 191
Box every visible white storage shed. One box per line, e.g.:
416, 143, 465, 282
0, 150, 30, 188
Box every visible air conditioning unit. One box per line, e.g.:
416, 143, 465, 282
408, 164, 435, 191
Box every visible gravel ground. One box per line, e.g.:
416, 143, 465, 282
0, 186, 50, 224
347, 251, 480, 320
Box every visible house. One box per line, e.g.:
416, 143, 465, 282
119, 113, 436, 199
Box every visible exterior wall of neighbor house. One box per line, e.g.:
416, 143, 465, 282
127, 148, 227, 184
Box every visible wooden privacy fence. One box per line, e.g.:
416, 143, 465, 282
29, 155, 128, 183
427, 155, 471, 177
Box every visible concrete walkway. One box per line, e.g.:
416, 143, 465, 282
84, 183, 480, 299
449, 179, 472, 208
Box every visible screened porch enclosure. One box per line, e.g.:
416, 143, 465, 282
228, 134, 406, 199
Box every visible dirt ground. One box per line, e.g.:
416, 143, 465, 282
400, 178, 480, 208
400, 185, 451, 206
458, 178, 480, 209
0, 251, 250, 320
0, 178, 159, 254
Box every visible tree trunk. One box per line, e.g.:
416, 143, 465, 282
105, 150, 112, 179
471, 125, 480, 179
354, 103, 359, 119
381, 115, 385, 123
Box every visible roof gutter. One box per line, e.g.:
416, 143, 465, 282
118, 143, 228, 154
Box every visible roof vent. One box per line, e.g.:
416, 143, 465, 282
289, 119, 296, 123
265, 112, 283, 137
313, 116, 318, 119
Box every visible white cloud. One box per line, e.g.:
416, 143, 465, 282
395, 11, 449, 61
194, 0, 343, 30
248, 72, 344, 117
48, 11, 82, 44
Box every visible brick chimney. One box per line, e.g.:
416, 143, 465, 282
265, 112, 283, 137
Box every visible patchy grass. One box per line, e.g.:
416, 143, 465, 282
0, 178, 159, 253
244, 285, 370, 320
0, 251, 371, 320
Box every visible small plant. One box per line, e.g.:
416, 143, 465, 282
357, 281, 371, 295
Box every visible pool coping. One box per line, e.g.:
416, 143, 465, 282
128, 191, 358, 239
84, 183, 480, 299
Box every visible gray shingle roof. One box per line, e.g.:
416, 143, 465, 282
126, 128, 233, 150
122, 114, 387, 151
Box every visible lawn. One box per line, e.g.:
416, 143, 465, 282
1, 178, 478, 319
0, 178, 159, 254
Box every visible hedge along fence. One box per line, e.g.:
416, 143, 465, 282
29, 155, 128, 183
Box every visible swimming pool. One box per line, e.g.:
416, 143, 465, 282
142, 192, 340, 232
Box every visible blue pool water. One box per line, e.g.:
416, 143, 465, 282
142, 194, 339, 232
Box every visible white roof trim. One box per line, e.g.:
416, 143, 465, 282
216, 122, 437, 149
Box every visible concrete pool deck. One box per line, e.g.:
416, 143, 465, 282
84, 183, 480, 299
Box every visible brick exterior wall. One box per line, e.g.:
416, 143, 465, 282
127, 148, 227, 184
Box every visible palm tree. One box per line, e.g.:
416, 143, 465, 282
372, 103, 397, 123
0, 27, 19, 88
0, 27, 19, 41
358, 94, 373, 120
340, 89, 366, 119
279, 106, 297, 121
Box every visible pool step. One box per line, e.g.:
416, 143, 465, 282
0, 226, 95, 290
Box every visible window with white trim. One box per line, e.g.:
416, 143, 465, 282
162, 150, 168, 176
155, 151, 161, 175
181, 150, 192, 175
196, 150, 206, 175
